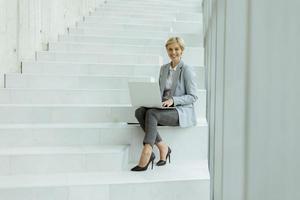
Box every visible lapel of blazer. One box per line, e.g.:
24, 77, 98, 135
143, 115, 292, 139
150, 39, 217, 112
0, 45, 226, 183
170, 60, 184, 96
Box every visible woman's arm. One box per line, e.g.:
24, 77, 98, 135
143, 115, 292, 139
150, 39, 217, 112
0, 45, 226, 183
172, 66, 198, 106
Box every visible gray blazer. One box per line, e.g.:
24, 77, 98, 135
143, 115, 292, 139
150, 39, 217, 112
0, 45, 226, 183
159, 60, 198, 127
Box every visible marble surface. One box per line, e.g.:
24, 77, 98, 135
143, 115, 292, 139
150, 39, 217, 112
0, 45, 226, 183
0, 0, 207, 199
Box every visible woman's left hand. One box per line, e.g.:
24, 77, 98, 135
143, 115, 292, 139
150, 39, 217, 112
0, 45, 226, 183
162, 98, 174, 107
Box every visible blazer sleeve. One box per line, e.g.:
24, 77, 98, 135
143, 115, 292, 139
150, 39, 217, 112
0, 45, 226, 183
172, 66, 198, 106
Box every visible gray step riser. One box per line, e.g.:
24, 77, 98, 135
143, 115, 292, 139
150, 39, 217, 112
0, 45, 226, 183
103, 0, 202, 6
77, 17, 201, 27
104, 1, 201, 6
0, 106, 205, 124
5, 74, 204, 90
77, 23, 170, 32
94, 7, 201, 15
99, 3, 201, 11
99, 7, 201, 14
21, 63, 205, 87
92, 11, 175, 19
58, 35, 165, 46
82, 13, 202, 25
0, 90, 206, 106
103, 0, 202, 5
69, 28, 168, 38
0, 148, 128, 175
68, 28, 203, 40
56, 35, 203, 47
0, 89, 130, 104
0, 106, 135, 124
91, 11, 202, 22
22, 62, 162, 76
82, 18, 175, 26
0, 179, 209, 200
84, 15, 202, 25
0, 125, 208, 163
77, 22, 202, 34
36, 53, 161, 64
48, 44, 204, 65
5, 75, 152, 90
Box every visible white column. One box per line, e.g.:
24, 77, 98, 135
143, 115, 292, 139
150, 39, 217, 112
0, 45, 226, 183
246, 0, 300, 199
204, 0, 300, 199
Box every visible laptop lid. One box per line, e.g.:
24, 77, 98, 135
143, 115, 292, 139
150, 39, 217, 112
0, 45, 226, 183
128, 81, 175, 109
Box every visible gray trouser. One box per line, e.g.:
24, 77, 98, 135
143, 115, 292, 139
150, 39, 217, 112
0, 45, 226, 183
135, 107, 179, 146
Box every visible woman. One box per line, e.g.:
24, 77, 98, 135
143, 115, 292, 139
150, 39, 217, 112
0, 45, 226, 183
131, 37, 198, 171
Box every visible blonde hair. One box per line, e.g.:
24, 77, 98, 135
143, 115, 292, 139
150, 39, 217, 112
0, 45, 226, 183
165, 37, 185, 51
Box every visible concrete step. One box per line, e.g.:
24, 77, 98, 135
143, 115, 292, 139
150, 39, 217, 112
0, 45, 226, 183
58, 35, 165, 46
94, 6, 201, 15
81, 16, 202, 28
67, 28, 203, 46
0, 104, 205, 124
0, 104, 135, 124
91, 10, 175, 20
0, 145, 129, 175
101, 1, 201, 12
21, 62, 205, 88
77, 20, 202, 34
77, 21, 171, 32
6, 72, 204, 90
48, 43, 203, 65
68, 27, 169, 38
0, 89, 130, 104
22, 62, 161, 77
104, 0, 202, 6
0, 89, 206, 106
84, 14, 201, 25
91, 9, 202, 22
0, 161, 209, 200
5, 74, 152, 89
83, 16, 176, 26
56, 33, 203, 47
103, 0, 202, 6
35, 52, 162, 65
0, 122, 208, 163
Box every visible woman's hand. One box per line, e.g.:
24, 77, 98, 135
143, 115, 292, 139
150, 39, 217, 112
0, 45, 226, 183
162, 98, 174, 107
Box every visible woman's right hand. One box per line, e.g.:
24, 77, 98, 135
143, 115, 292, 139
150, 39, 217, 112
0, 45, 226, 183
162, 98, 174, 107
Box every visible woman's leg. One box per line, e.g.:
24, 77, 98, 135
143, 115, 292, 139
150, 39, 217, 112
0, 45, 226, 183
143, 108, 179, 146
135, 108, 179, 167
156, 141, 169, 161
137, 144, 152, 167
135, 107, 162, 144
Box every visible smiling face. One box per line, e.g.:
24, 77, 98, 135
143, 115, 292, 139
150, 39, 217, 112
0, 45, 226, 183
166, 42, 183, 67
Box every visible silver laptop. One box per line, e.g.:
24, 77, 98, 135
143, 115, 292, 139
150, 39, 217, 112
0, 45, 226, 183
128, 81, 175, 109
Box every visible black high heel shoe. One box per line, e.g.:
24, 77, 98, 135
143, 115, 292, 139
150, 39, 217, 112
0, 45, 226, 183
131, 152, 156, 171
156, 147, 171, 166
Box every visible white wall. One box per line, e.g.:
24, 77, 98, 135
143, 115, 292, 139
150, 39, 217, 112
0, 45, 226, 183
0, 0, 104, 73
204, 0, 300, 199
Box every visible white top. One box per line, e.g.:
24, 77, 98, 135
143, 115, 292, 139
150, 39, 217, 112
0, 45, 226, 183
165, 64, 178, 90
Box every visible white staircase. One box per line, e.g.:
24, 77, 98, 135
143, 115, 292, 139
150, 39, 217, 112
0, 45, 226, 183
0, 0, 209, 199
